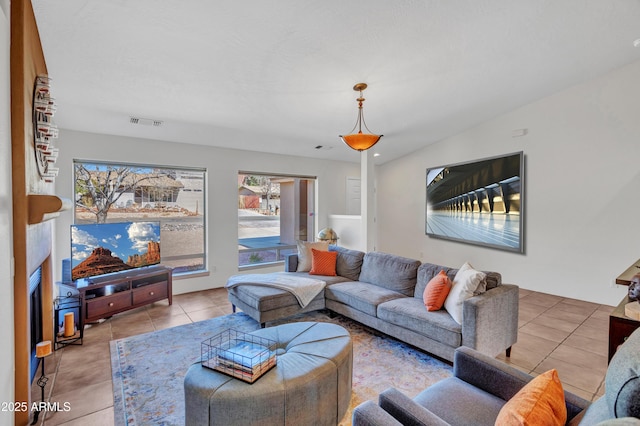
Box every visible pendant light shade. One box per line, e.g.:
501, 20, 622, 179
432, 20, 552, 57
339, 83, 383, 151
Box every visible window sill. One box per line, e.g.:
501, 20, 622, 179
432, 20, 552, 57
172, 270, 211, 280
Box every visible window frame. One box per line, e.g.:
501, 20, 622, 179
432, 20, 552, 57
238, 171, 317, 269
72, 159, 207, 277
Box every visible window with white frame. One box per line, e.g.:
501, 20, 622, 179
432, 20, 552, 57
73, 160, 206, 275
238, 172, 316, 267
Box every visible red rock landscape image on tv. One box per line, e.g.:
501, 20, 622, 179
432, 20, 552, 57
71, 221, 161, 281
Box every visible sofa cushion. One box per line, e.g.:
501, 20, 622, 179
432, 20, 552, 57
285, 271, 350, 285
415, 263, 457, 299
413, 376, 505, 426
358, 252, 421, 296
325, 282, 407, 317
444, 263, 487, 324
228, 284, 319, 311
377, 297, 461, 348
482, 271, 500, 289
423, 270, 452, 311
309, 248, 337, 276
605, 328, 640, 418
329, 245, 365, 281
296, 240, 329, 272
415, 262, 502, 299
495, 369, 567, 426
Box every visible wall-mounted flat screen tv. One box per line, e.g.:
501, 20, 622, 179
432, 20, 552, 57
426, 151, 524, 253
71, 221, 161, 281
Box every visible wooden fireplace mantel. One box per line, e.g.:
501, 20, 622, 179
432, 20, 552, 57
27, 194, 72, 224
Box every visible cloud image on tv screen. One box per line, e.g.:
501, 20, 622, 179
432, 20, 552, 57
71, 221, 161, 281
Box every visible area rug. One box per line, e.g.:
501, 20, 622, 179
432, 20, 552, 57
110, 311, 452, 425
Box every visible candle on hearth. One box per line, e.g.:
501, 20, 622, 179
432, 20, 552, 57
63, 312, 75, 337
36, 340, 52, 358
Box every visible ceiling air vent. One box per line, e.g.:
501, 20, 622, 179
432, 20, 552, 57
130, 117, 163, 127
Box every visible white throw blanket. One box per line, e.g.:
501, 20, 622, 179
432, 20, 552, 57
225, 272, 326, 308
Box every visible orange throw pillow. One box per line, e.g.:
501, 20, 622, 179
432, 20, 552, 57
309, 248, 337, 276
423, 270, 452, 311
495, 369, 567, 426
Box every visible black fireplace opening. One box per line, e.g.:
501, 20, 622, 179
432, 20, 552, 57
29, 267, 43, 383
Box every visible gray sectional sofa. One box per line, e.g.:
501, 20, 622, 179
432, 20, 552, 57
227, 246, 519, 362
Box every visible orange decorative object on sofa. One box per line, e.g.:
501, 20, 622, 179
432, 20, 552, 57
423, 270, 452, 311
309, 248, 337, 276
495, 369, 567, 426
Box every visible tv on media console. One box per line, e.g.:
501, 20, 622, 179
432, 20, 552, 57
71, 221, 161, 281
425, 151, 524, 253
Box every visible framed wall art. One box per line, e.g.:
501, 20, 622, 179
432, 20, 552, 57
425, 151, 524, 253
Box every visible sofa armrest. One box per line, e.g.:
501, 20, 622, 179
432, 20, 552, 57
379, 388, 451, 426
461, 283, 519, 357
284, 253, 298, 272
352, 400, 404, 426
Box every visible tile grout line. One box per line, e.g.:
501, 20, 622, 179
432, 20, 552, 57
526, 297, 601, 400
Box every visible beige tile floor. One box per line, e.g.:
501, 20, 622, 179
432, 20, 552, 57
496, 289, 612, 401
33, 287, 614, 425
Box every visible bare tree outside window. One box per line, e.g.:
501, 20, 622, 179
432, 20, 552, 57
74, 160, 206, 275
74, 164, 172, 223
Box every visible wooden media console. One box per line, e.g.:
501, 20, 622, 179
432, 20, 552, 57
74, 265, 173, 323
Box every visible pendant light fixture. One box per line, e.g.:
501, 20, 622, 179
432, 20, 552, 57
339, 83, 383, 151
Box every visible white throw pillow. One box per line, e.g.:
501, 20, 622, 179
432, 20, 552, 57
296, 240, 329, 272
444, 262, 487, 324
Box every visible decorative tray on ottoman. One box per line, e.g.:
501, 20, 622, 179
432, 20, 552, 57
201, 329, 277, 383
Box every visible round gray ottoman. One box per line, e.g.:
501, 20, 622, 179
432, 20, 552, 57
184, 321, 353, 426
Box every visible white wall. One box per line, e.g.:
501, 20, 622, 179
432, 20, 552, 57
376, 59, 640, 307
0, 0, 15, 424
328, 215, 363, 250
53, 130, 359, 294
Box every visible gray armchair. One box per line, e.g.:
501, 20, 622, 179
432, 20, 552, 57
353, 327, 640, 425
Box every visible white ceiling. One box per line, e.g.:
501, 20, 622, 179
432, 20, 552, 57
32, 0, 640, 164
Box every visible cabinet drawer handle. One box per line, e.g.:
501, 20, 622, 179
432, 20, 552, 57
108, 302, 114, 307
149, 291, 155, 296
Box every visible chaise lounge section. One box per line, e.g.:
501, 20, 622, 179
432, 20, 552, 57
227, 246, 519, 362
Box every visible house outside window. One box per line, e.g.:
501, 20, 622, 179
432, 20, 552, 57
238, 172, 316, 268
73, 160, 206, 275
